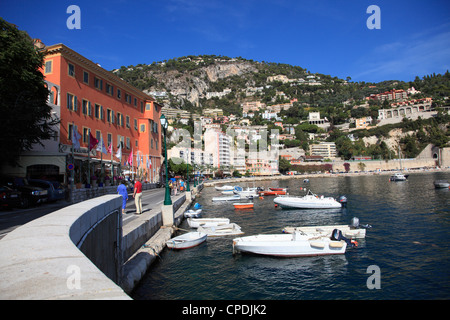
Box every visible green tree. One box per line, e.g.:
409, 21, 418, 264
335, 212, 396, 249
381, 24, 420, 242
0, 18, 58, 166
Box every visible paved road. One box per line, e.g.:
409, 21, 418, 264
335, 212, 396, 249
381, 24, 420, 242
0, 187, 167, 240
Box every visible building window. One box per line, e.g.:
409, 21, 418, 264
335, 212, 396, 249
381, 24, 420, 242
95, 130, 101, 141
45, 61, 52, 74
117, 112, 123, 126
125, 93, 131, 104
134, 119, 138, 131
141, 102, 144, 113
134, 98, 137, 106
68, 123, 73, 141
146, 103, 151, 111
68, 63, 75, 77
140, 124, 146, 133
82, 99, 91, 116
126, 137, 130, 149
126, 115, 130, 128
83, 127, 90, 144
107, 133, 112, 147
83, 71, 89, 84
151, 138, 153, 149
94, 77, 103, 90
117, 88, 121, 99
135, 140, 138, 148
106, 83, 113, 95
67, 93, 77, 111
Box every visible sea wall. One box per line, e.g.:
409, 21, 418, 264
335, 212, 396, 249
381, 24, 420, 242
0, 195, 130, 300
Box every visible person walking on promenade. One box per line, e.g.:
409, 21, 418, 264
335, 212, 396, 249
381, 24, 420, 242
133, 178, 143, 214
117, 182, 128, 214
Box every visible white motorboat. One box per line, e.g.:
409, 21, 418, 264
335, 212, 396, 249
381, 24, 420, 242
273, 190, 345, 209
187, 218, 230, 228
233, 186, 258, 196
166, 232, 207, 249
434, 180, 449, 188
212, 194, 241, 202
232, 229, 353, 257
389, 172, 408, 181
184, 208, 202, 218
212, 194, 254, 202
215, 185, 234, 191
282, 217, 371, 239
198, 223, 244, 237
221, 190, 234, 195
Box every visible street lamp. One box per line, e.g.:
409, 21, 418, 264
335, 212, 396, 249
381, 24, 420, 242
160, 114, 172, 205
186, 148, 190, 192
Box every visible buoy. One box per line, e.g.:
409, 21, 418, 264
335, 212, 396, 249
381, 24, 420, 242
351, 240, 358, 247
259, 196, 264, 200
274, 204, 278, 208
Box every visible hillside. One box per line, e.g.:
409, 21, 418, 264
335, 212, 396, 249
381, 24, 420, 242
113, 55, 450, 126
114, 56, 450, 159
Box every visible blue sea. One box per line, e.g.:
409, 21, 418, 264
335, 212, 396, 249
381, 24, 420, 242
132, 172, 450, 300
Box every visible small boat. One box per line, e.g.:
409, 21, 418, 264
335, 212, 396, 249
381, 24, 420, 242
232, 229, 355, 257
389, 172, 408, 181
233, 202, 254, 209
198, 223, 244, 237
434, 180, 450, 188
215, 185, 234, 191
187, 218, 230, 228
303, 179, 309, 183
212, 194, 241, 202
221, 190, 234, 195
273, 190, 344, 209
184, 208, 202, 218
259, 189, 286, 196
282, 218, 371, 239
233, 186, 258, 196
268, 187, 287, 191
166, 232, 207, 249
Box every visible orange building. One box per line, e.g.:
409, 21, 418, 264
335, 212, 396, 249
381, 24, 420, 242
6, 43, 162, 185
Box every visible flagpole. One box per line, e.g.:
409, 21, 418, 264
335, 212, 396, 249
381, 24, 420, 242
88, 129, 91, 187
71, 122, 75, 201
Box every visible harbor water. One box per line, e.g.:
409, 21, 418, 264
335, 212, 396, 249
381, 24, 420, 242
132, 172, 450, 300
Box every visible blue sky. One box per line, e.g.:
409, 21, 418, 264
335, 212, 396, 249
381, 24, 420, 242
1, 0, 449, 83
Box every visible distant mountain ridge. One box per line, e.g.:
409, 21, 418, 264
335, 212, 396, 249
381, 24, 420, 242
113, 55, 450, 124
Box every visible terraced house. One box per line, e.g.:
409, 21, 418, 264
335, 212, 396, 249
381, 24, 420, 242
3, 42, 162, 185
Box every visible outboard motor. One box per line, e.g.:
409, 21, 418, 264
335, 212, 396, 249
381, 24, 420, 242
350, 217, 372, 229
331, 229, 357, 248
337, 195, 347, 208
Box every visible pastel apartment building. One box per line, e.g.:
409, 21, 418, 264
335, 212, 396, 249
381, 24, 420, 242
5, 43, 163, 184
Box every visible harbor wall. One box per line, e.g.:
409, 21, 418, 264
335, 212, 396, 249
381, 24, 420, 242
0, 185, 199, 299
0, 195, 130, 300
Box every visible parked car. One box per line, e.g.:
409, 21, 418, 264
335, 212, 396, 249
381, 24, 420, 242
0, 185, 22, 210
0, 176, 48, 208
28, 179, 66, 202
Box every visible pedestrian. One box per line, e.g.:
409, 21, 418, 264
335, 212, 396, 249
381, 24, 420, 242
117, 182, 128, 214
133, 178, 143, 214
180, 179, 184, 192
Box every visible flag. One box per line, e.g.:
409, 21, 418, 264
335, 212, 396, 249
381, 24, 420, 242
136, 150, 141, 167
127, 149, 133, 167
148, 156, 152, 168
96, 135, 107, 154
72, 125, 81, 150
89, 132, 98, 151
107, 143, 112, 154
115, 142, 122, 160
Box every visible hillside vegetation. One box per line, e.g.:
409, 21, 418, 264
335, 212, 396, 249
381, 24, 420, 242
114, 55, 450, 159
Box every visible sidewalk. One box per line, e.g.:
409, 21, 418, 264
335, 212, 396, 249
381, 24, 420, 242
120, 190, 193, 294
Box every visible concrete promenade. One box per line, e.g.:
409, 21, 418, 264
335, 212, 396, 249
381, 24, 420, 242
0, 184, 198, 299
